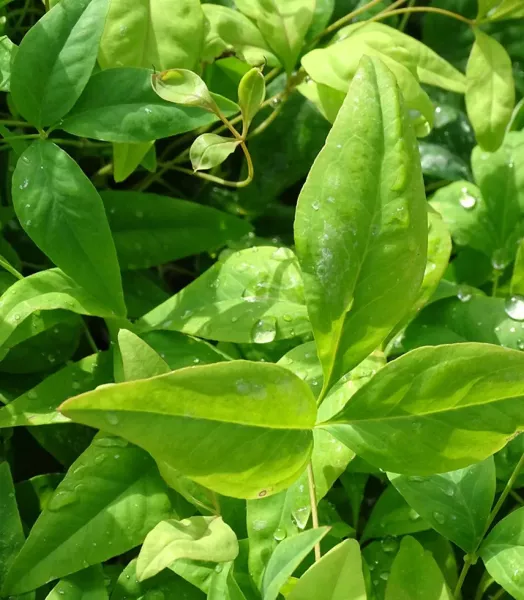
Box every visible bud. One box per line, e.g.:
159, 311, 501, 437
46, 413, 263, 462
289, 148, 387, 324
238, 67, 266, 132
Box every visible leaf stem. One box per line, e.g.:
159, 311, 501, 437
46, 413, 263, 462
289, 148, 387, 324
368, 6, 474, 26
171, 165, 252, 188
307, 463, 321, 562
313, 0, 385, 43
492, 270, 501, 296
83, 320, 98, 354
398, 0, 416, 30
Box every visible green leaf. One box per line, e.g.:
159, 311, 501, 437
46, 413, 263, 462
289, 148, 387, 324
288, 539, 366, 600
0, 352, 112, 428
190, 133, 240, 171
388, 457, 496, 552
152, 69, 217, 112
511, 239, 524, 296
236, 0, 315, 75
0, 462, 25, 589
1, 435, 174, 596
10, 0, 109, 127
137, 517, 239, 581
207, 561, 247, 600
480, 506, 524, 599
99, 0, 204, 71
484, 0, 524, 20
262, 527, 330, 600
12, 141, 126, 317
60, 361, 316, 499
322, 343, 524, 475
137, 247, 310, 343
477, 0, 499, 19
113, 142, 154, 183
385, 536, 453, 600
201, 4, 278, 66
333, 22, 466, 93
103, 190, 251, 270
61, 68, 239, 143
0, 36, 16, 92
238, 67, 266, 132
466, 29, 515, 152
295, 56, 427, 392
118, 329, 169, 382
46, 565, 107, 599
362, 485, 430, 541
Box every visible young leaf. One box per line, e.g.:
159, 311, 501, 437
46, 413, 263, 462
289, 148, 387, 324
99, 0, 204, 71
262, 527, 330, 600
190, 134, 240, 172
480, 506, 524, 599
10, 0, 109, 127
46, 565, 107, 600
61, 68, 239, 143
103, 190, 251, 270
152, 69, 217, 113
238, 67, 266, 132
113, 142, 154, 183
288, 539, 366, 600
322, 343, 524, 475
137, 517, 238, 581
0, 462, 25, 589
388, 458, 496, 552
12, 142, 126, 317
118, 329, 169, 382
1, 435, 174, 596
465, 29, 515, 152
137, 247, 310, 343
295, 56, 427, 392
385, 536, 453, 600
60, 361, 316, 499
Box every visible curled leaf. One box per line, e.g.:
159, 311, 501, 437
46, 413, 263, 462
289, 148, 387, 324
238, 67, 266, 132
152, 68, 217, 113
190, 133, 240, 171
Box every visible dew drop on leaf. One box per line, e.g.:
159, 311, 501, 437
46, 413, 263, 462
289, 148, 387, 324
251, 317, 277, 343
432, 511, 446, 524
505, 295, 524, 321
379, 572, 389, 581
47, 490, 78, 511
381, 536, 399, 553
457, 286, 472, 302
271, 247, 290, 261
273, 527, 287, 542
409, 508, 420, 521
459, 187, 477, 210
105, 412, 119, 425
443, 486, 455, 497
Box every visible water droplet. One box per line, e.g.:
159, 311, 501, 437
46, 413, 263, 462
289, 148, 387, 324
95, 436, 128, 448
518, 339, 524, 350
19, 178, 29, 190
193, 358, 200, 364
408, 508, 420, 521
512, 568, 522, 583
381, 536, 399, 554
94, 453, 106, 465
457, 286, 472, 302
443, 486, 455, 497
505, 295, 524, 321
459, 187, 477, 210
105, 412, 119, 425
27, 390, 37, 399
271, 247, 290, 261
72, 381, 81, 390
273, 527, 287, 542
251, 317, 277, 343
408, 475, 425, 483
379, 572, 389, 581
492, 249, 509, 271
312, 201, 320, 211
47, 490, 78, 511
13, 314, 20, 321
432, 511, 446, 524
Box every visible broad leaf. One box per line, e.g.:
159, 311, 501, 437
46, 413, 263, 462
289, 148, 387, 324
118, 329, 169, 382
385, 536, 453, 600
113, 142, 154, 183
0, 462, 25, 589
295, 56, 427, 392
480, 506, 524, 599
322, 343, 524, 475
262, 527, 330, 600
61, 68, 238, 143
288, 539, 366, 600
389, 457, 496, 552
137, 247, 310, 343
13, 141, 126, 317
466, 29, 515, 152
1, 435, 174, 596
10, 0, 109, 127
46, 565, 107, 600
137, 516, 238, 581
60, 361, 316, 499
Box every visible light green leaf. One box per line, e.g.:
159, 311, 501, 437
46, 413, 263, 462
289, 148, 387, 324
511, 239, 524, 296
61, 68, 239, 143
60, 361, 316, 499
118, 329, 169, 382
0, 352, 112, 428
385, 536, 453, 600
477, 0, 500, 19
238, 67, 266, 132
152, 69, 217, 112
202, 4, 278, 66
1, 435, 174, 596
0, 462, 25, 589
137, 517, 238, 581
190, 133, 240, 171
295, 56, 427, 392
113, 142, 154, 183
262, 527, 330, 600
389, 458, 496, 552
208, 561, 247, 600
137, 246, 310, 343
12, 141, 126, 317
236, 0, 315, 75
322, 343, 524, 475
334, 22, 466, 93
288, 539, 366, 600
0, 36, 16, 92
480, 506, 524, 599
466, 29, 515, 152
99, 0, 204, 71
483, 0, 524, 20
10, 0, 109, 127
45, 565, 107, 600
103, 190, 250, 270
296, 80, 346, 124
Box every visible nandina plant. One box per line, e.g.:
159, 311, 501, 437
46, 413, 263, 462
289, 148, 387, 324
0, 1, 523, 599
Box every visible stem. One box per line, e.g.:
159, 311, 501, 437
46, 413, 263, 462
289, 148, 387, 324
454, 554, 474, 597
368, 6, 474, 25
248, 100, 284, 138
398, 0, 416, 30
492, 270, 501, 296
307, 463, 321, 562
313, 0, 385, 42
83, 320, 98, 354
171, 165, 252, 188
0, 258, 23, 280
